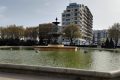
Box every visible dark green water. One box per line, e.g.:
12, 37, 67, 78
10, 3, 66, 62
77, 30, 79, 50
0, 48, 120, 71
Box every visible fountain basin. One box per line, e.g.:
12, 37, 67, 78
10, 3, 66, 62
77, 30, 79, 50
0, 63, 120, 80
0, 47, 120, 80
48, 44, 64, 47
34, 45, 78, 51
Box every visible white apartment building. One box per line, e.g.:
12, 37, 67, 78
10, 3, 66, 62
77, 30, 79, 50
93, 30, 108, 45
62, 3, 93, 43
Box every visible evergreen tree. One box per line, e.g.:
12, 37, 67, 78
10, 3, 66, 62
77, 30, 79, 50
109, 38, 115, 48
105, 38, 109, 48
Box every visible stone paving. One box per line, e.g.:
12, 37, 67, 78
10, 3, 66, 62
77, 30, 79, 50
0, 72, 72, 80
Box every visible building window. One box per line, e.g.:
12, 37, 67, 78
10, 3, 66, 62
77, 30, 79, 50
74, 17, 77, 20
66, 19, 70, 21
66, 14, 70, 17
62, 14, 65, 17
75, 21, 77, 24
67, 10, 70, 12
74, 13, 77, 16
75, 9, 78, 11
62, 18, 65, 21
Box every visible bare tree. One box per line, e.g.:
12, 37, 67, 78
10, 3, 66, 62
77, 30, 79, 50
108, 23, 120, 46
0, 25, 24, 39
24, 27, 38, 40
63, 24, 81, 45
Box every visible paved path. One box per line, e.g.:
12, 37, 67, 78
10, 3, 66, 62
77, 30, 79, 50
0, 72, 73, 80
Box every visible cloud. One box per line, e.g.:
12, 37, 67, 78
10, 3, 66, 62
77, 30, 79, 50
0, 6, 7, 19
44, 2, 50, 6
0, 14, 5, 19
0, 6, 7, 13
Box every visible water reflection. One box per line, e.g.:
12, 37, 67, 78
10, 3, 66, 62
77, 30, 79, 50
0, 48, 120, 71
91, 50, 120, 71
0, 49, 92, 69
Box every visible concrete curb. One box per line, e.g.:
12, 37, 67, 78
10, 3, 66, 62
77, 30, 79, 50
0, 63, 119, 79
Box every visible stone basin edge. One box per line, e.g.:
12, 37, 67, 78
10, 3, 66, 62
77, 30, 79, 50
0, 63, 119, 78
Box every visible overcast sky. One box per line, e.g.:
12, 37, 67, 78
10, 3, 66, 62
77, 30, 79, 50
0, 0, 120, 30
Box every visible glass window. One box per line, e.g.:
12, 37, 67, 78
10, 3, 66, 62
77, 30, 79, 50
62, 18, 65, 21
74, 13, 77, 16
67, 10, 70, 12
75, 21, 77, 24
62, 14, 65, 17
74, 17, 77, 20
75, 9, 78, 11
66, 14, 70, 17
66, 19, 70, 21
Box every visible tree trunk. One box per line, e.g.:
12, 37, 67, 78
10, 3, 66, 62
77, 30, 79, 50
115, 39, 118, 47
70, 38, 73, 45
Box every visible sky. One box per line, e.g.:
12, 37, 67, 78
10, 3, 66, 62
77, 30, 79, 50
0, 0, 120, 30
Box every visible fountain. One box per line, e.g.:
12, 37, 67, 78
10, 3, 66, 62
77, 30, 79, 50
35, 18, 78, 51
48, 17, 63, 47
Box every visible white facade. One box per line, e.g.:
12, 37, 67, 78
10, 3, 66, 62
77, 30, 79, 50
62, 3, 93, 42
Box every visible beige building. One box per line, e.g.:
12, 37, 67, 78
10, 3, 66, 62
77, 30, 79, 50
62, 3, 93, 42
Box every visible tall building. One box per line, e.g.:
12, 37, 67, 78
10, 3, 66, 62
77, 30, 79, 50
62, 3, 93, 42
93, 30, 108, 45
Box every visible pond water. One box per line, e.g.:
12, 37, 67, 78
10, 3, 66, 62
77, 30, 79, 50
0, 48, 120, 72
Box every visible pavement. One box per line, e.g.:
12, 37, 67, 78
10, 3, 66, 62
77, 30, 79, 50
0, 72, 73, 80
